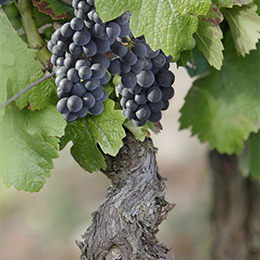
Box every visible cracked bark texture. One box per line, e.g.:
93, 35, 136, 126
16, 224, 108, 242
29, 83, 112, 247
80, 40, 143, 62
77, 131, 175, 260
210, 150, 260, 260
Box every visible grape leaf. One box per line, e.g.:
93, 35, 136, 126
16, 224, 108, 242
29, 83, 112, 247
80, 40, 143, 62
0, 11, 54, 111
254, 0, 260, 14
194, 4, 224, 70
32, 6, 54, 28
222, 3, 260, 56
175, 0, 212, 15
179, 33, 259, 154
60, 99, 126, 172
185, 47, 210, 77
32, 0, 73, 19
95, 0, 206, 57
213, 0, 253, 8
177, 50, 191, 67
0, 105, 66, 192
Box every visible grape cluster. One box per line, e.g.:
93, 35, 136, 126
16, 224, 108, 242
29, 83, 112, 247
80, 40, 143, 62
0, 0, 12, 5
111, 38, 175, 127
48, 0, 175, 125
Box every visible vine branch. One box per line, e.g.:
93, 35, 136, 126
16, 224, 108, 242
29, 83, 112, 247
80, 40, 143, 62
17, 0, 51, 67
0, 72, 55, 109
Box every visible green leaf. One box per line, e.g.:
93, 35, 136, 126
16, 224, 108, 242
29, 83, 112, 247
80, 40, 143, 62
32, 0, 73, 19
95, 0, 201, 57
175, 0, 212, 15
213, 0, 253, 8
194, 4, 224, 70
222, 3, 260, 56
179, 33, 259, 154
60, 99, 126, 172
0, 11, 54, 111
123, 119, 148, 142
0, 105, 66, 192
32, 6, 54, 28
177, 50, 191, 67
254, 0, 260, 14
185, 47, 210, 77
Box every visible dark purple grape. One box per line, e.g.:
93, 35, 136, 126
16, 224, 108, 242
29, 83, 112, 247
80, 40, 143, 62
69, 42, 82, 55
134, 90, 147, 105
100, 72, 110, 85
114, 12, 129, 25
123, 108, 136, 119
91, 53, 110, 69
91, 63, 106, 79
121, 62, 131, 74
56, 97, 69, 114
75, 59, 91, 70
147, 86, 162, 103
58, 78, 73, 93
131, 59, 142, 74
123, 52, 137, 66
108, 59, 121, 74
89, 100, 104, 115
148, 111, 162, 123
136, 70, 154, 88
71, 82, 87, 97
111, 41, 128, 58
67, 95, 83, 112
93, 37, 110, 53
132, 118, 147, 127
84, 78, 100, 91
74, 105, 89, 117
142, 58, 152, 70
61, 23, 74, 37
156, 70, 175, 87
146, 49, 160, 59
67, 68, 80, 83
77, 1, 90, 12
90, 87, 104, 100
126, 99, 138, 112
132, 42, 147, 57
62, 112, 78, 121
117, 82, 124, 95
121, 72, 137, 89
106, 22, 121, 38
121, 88, 134, 99
64, 56, 77, 68
100, 89, 108, 102
161, 100, 169, 111
73, 27, 91, 46
92, 23, 106, 38
70, 17, 84, 31
78, 66, 92, 80
82, 92, 95, 108
120, 97, 127, 108
147, 100, 163, 113
152, 53, 166, 68
128, 84, 141, 94
135, 104, 151, 120
161, 86, 175, 100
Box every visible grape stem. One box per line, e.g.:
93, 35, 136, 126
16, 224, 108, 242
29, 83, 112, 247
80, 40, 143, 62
17, 0, 51, 67
0, 72, 55, 110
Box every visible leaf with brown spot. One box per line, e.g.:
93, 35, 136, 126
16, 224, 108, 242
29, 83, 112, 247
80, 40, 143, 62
32, 0, 73, 20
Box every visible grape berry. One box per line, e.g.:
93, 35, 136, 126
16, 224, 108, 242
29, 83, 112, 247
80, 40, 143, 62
48, 0, 175, 126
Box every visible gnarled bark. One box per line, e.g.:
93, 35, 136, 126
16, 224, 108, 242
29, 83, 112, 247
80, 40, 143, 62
210, 150, 260, 260
77, 131, 175, 260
